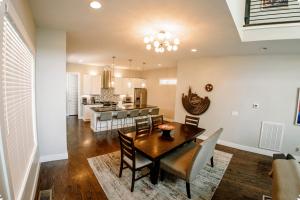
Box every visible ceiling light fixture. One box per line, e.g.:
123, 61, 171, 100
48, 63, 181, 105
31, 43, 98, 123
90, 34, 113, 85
191, 49, 198, 52
90, 1, 102, 9
144, 31, 180, 53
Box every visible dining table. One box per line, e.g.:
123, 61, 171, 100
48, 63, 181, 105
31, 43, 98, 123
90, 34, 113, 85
130, 122, 205, 184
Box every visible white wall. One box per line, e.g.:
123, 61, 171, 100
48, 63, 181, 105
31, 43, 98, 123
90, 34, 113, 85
36, 29, 68, 162
175, 55, 300, 156
142, 67, 177, 120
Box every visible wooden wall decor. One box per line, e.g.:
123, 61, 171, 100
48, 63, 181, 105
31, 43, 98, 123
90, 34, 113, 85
182, 87, 210, 115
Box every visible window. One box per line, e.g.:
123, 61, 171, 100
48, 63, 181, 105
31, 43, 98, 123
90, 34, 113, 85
159, 79, 177, 85
0, 15, 36, 198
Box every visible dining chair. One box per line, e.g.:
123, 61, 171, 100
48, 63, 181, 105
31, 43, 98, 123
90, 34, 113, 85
135, 117, 151, 138
185, 115, 200, 127
96, 111, 113, 133
160, 128, 223, 199
118, 130, 152, 192
151, 115, 164, 129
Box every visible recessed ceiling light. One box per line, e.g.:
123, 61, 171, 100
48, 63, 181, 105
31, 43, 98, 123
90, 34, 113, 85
90, 1, 102, 9
191, 49, 198, 52
79, 59, 83, 63
158, 64, 162, 67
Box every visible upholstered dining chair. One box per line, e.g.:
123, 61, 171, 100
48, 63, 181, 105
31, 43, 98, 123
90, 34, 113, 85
160, 128, 223, 199
118, 130, 152, 192
135, 117, 151, 138
151, 115, 164, 129
185, 115, 200, 127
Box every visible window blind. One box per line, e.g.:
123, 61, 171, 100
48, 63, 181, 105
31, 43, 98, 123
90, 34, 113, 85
1, 15, 36, 199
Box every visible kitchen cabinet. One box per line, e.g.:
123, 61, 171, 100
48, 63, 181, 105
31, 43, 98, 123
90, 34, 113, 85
83, 75, 101, 95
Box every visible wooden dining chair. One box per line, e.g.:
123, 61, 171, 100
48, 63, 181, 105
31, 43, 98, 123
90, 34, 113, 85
151, 115, 164, 129
135, 117, 151, 138
185, 115, 200, 127
160, 128, 223, 199
118, 130, 152, 192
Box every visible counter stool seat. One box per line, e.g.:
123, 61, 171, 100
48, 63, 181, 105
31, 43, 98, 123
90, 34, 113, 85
96, 112, 113, 133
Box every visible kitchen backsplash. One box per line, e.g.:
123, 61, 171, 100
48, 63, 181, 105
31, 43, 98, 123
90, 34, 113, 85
99, 88, 120, 102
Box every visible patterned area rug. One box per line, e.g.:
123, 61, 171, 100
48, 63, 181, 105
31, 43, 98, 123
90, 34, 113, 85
88, 150, 232, 200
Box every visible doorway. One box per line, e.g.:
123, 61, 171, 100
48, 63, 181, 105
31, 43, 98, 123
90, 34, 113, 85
67, 73, 80, 116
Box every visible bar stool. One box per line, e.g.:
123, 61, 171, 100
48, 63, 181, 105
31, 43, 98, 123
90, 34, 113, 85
139, 109, 149, 119
96, 111, 113, 133
127, 109, 139, 127
112, 111, 128, 129
149, 108, 159, 116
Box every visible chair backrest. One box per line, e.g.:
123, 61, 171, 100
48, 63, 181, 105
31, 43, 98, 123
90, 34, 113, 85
129, 109, 139, 118
185, 115, 200, 127
99, 111, 113, 121
150, 108, 159, 115
116, 111, 128, 119
135, 117, 151, 138
151, 115, 163, 129
140, 109, 149, 116
187, 128, 223, 182
118, 130, 136, 168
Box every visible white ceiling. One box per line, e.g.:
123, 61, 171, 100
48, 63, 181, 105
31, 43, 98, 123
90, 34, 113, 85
29, 0, 300, 70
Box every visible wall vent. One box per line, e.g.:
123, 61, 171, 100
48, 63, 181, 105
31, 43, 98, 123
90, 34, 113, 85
259, 121, 285, 152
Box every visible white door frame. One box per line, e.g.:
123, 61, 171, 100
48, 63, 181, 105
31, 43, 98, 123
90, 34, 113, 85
66, 72, 80, 116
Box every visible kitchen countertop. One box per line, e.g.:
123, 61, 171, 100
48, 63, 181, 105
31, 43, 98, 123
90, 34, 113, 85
90, 105, 157, 112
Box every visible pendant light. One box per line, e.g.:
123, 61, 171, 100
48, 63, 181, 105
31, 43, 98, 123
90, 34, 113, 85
111, 56, 116, 86
141, 62, 146, 88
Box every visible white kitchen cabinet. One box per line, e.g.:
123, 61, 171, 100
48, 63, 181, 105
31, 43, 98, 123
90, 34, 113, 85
83, 75, 101, 95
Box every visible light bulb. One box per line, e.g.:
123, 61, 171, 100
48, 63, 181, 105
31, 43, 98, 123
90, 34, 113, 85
158, 32, 165, 40
90, 1, 102, 9
172, 45, 178, 51
165, 32, 171, 39
167, 46, 172, 51
174, 38, 180, 45
141, 83, 146, 88
154, 41, 160, 48
146, 44, 152, 50
144, 37, 150, 43
155, 48, 160, 53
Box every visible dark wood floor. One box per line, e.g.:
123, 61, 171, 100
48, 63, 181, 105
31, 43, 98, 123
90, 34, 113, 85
35, 116, 272, 200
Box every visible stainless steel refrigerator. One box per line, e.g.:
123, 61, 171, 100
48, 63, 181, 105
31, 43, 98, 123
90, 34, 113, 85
134, 88, 147, 106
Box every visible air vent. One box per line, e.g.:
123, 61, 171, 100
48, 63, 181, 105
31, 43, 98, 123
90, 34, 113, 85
38, 189, 52, 200
259, 121, 285, 152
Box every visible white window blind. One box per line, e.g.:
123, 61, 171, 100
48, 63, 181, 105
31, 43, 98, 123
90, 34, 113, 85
1, 15, 36, 199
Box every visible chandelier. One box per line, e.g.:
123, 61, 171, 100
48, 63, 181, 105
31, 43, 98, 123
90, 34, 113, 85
144, 31, 180, 53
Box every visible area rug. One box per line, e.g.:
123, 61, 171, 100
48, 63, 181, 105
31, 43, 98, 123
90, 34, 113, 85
88, 150, 232, 200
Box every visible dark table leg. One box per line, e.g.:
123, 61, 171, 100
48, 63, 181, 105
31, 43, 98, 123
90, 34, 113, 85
150, 160, 160, 184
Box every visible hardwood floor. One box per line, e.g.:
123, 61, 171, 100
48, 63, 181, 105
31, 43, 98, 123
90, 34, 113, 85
35, 116, 272, 200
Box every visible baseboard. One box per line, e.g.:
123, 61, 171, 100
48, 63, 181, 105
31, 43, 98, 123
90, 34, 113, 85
40, 153, 68, 163
197, 135, 281, 158
30, 161, 40, 200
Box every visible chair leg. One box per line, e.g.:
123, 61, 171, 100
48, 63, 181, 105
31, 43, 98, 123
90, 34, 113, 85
131, 170, 135, 192
186, 182, 191, 199
160, 169, 165, 181
119, 160, 123, 177
210, 156, 214, 168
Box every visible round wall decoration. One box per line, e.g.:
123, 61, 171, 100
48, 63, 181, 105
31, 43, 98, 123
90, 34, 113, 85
182, 87, 210, 115
205, 84, 213, 92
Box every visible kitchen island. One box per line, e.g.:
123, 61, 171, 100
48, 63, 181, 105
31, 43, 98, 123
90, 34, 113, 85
90, 105, 158, 132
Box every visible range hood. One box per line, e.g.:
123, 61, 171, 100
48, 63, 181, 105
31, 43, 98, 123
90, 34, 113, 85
102, 70, 112, 89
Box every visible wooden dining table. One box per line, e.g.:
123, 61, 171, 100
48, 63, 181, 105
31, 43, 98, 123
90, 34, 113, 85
130, 122, 205, 184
